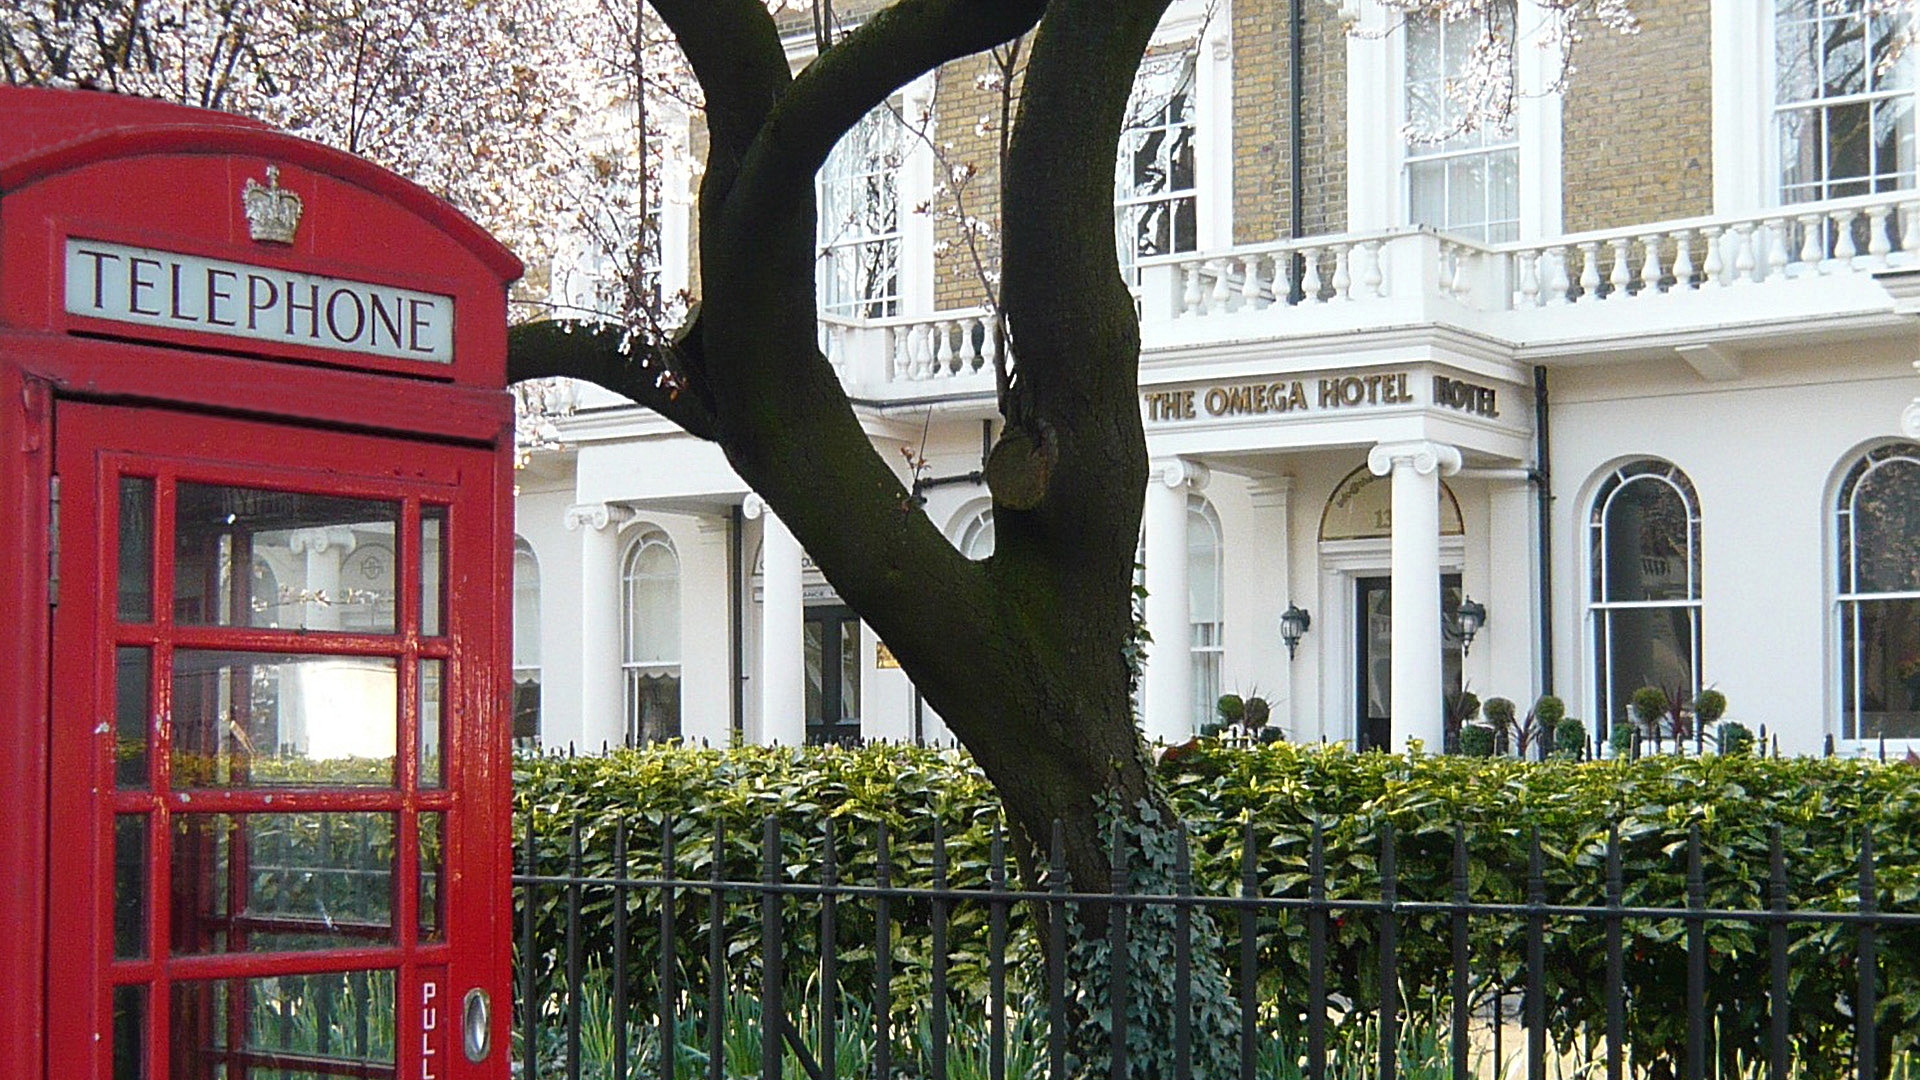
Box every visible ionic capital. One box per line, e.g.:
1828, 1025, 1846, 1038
742, 494, 771, 521
286, 526, 357, 555
1368, 440, 1462, 479
1151, 457, 1211, 491
564, 502, 634, 532
1903, 398, 1920, 441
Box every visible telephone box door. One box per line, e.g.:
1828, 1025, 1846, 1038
48, 402, 508, 1080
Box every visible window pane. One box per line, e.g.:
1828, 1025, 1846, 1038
513, 545, 540, 666
170, 969, 395, 1076
117, 477, 154, 623
419, 658, 444, 790
171, 813, 395, 954
172, 651, 397, 788
804, 621, 824, 727
627, 672, 681, 745
116, 647, 150, 789
421, 505, 446, 638
839, 618, 861, 722
1850, 455, 1920, 593
1840, 597, 1920, 738
115, 815, 147, 959
174, 484, 399, 633
419, 812, 444, 942
1601, 478, 1695, 602
1599, 606, 1698, 733
113, 984, 146, 1080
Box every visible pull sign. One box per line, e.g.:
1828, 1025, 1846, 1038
418, 970, 449, 1080
47, 474, 60, 607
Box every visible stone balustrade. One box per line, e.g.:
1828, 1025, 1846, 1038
1500, 191, 1920, 306
813, 190, 1920, 390
819, 307, 1002, 394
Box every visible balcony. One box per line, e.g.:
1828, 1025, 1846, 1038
819, 190, 1920, 400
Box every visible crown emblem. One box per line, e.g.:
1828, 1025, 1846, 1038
242, 166, 303, 244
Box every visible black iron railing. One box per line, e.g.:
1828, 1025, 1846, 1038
512, 809, 1920, 1080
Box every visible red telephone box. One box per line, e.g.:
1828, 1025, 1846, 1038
0, 88, 521, 1080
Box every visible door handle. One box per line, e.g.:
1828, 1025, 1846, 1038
462, 988, 491, 1064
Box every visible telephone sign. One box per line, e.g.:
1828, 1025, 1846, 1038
0, 87, 521, 1080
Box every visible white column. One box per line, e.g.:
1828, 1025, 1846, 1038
565, 502, 632, 752
1143, 458, 1208, 745
1367, 441, 1461, 752
746, 496, 806, 746
286, 526, 356, 630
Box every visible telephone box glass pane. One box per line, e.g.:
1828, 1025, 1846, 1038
419, 658, 444, 790
170, 969, 396, 1078
117, 477, 154, 622
115, 646, 150, 788
173, 484, 400, 633
421, 505, 447, 638
114, 814, 147, 959
172, 651, 397, 788
171, 813, 396, 954
419, 812, 444, 942
112, 984, 146, 1080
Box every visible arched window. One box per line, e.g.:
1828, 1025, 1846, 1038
1588, 459, 1702, 742
1836, 442, 1920, 740
1188, 498, 1223, 727
622, 529, 681, 745
958, 506, 995, 561
512, 539, 541, 747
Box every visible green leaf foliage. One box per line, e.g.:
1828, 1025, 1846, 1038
513, 743, 1920, 1079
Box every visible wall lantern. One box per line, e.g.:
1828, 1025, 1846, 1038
1280, 604, 1312, 659
1456, 596, 1487, 656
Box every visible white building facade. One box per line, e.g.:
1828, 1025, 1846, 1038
513, 0, 1920, 758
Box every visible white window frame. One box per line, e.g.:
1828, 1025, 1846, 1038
1772, 0, 1916, 205
512, 538, 542, 747
1584, 459, 1704, 748
1401, 8, 1521, 242
1188, 497, 1224, 728
621, 527, 682, 745
1118, 50, 1202, 280
818, 104, 906, 319
1832, 441, 1920, 746
1347, 0, 1561, 239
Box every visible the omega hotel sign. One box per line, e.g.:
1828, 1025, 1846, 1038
1143, 370, 1501, 422
64, 236, 455, 363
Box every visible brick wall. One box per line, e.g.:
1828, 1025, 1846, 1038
930, 51, 1015, 311
1232, 0, 1347, 244
1561, 0, 1712, 232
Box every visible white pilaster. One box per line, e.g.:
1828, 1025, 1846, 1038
746, 496, 806, 746
565, 502, 633, 752
1143, 458, 1209, 744
1248, 476, 1296, 734
1485, 477, 1540, 705
1367, 441, 1461, 752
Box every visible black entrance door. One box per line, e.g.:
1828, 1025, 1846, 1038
1355, 574, 1465, 751
804, 606, 863, 745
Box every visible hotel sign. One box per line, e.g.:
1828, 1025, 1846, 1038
64, 238, 455, 362
1144, 370, 1501, 423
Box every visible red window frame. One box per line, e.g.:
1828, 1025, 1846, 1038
48, 401, 508, 1080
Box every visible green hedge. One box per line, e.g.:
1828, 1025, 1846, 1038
513, 742, 1920, 1077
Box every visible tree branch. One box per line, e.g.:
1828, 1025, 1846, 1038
730, 0, 1044, 213
642, 0, 789, 194
507, 317, 721, 441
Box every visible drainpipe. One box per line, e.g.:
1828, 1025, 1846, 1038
1288, 0, 1307, 302
1290, 0, 1305, 242
729, 503, 745, 744
1534, 365, 1554, 697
